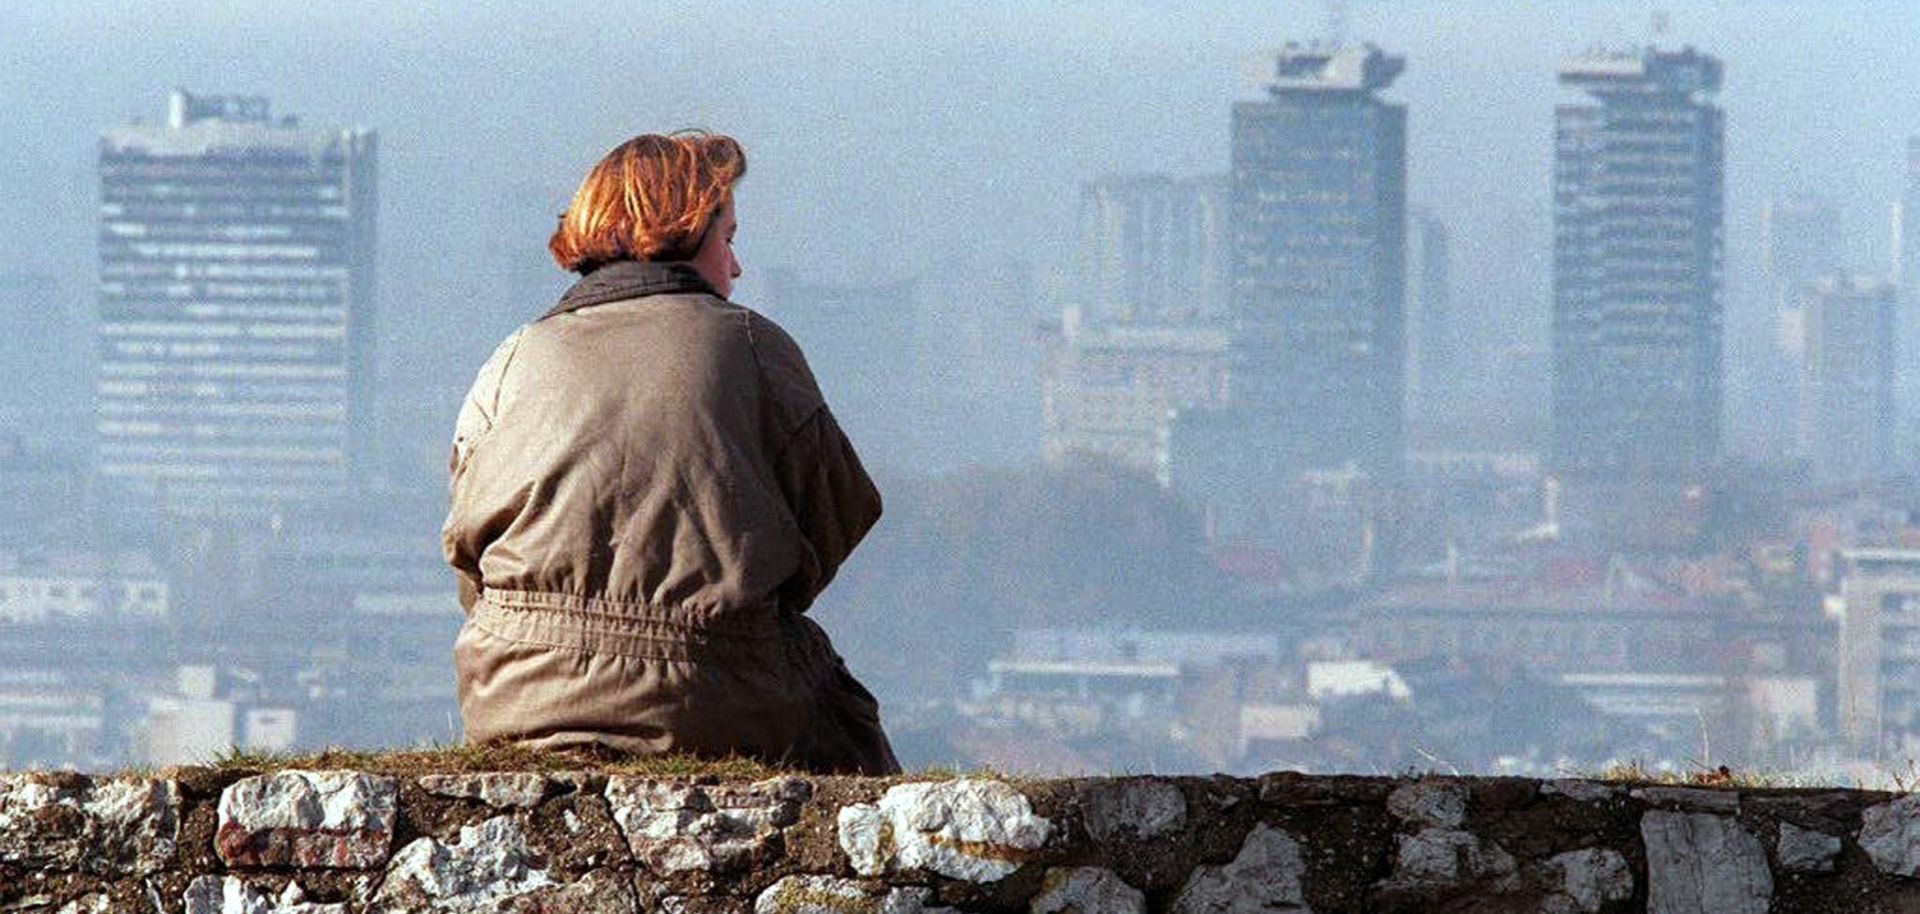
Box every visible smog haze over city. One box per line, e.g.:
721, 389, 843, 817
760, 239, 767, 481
5, 0, 1920, 781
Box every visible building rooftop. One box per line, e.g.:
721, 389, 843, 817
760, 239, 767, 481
1559, 46, 1723, 97
1267, 44, 1404, 94
101, 89, 370, 158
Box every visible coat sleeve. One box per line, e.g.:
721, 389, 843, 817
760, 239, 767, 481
773, 405, 883, 612
748, 311, 883, 612
442, 329, 525, 616
448, 440, 484, 615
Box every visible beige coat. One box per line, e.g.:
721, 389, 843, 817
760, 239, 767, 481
442, 260, 898, 774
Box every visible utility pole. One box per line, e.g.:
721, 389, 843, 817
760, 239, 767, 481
1326, 0, 1349, 48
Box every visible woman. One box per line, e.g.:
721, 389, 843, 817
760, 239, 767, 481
441, 132, 900, 774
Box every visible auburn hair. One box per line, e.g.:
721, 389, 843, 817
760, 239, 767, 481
549, 131, 747, 273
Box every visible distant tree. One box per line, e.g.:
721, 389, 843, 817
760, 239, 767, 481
816, 464, 1228, 700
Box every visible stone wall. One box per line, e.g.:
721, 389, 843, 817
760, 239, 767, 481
5, 766, 1920, 912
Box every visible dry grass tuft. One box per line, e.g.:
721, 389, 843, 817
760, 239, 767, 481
201, 742, 779, 780
1583, 760, 1831, 790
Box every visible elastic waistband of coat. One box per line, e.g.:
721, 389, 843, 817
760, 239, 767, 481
472, 588, 787, 662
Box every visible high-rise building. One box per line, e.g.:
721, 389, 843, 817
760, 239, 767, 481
97, 90, 377, 518
1800, 275, 1896, 483
1052, 171, 1229, 480
1762, 193, 1842, 361
1407, 210, 1453, 423
1076, 174, 1229, 325
1551, 48, 1724, 480
1164, 44, 1404, 572
1895, 137, 1920, 457
1837, 548, 1920, 751
1224, 44, 1407, 478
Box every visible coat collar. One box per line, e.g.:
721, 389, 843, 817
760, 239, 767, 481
543, 260, 719, 320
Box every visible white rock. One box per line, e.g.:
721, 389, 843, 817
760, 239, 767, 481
753, 875, 954, 914
182, 878, 223, 914
1082, 780, 1187, 843
837, 778, 1052, 883
183, 876, 348, 914
1640, 811, 1771, 914
1030, 866, 1147, 914
416, 773, 549, 809
216, 770, 398, 868
1171, 822, 1312, 914
605, 776, 811, 875
1387, 780, 1467, 829
1777, 821, 1841, 874
369, 816, 552, 913
1544, 848, 1634, 914
1861, 793, 1920, 877
0, 775, 181, 875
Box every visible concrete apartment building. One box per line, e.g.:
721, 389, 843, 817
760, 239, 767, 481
1038, 314, 1229, 482
1837, 549, 1920, 752
1074, 174, 1230, 326
1550, 48, 1724, 481
97, 90, 377, 518
1800, 276, 1896, 484
1896, 137, 1920, 455
0, 551, 169, 624
1040, 174, 1230, 480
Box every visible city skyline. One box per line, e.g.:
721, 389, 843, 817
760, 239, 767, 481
9, 3, 1920, 489
8, 3, 1920, 779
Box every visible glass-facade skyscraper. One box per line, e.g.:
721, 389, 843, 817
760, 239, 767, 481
1165, 45, 1404, 571
1225, 45, 1407, 478
1551, 48, 1724, 480
97, 90, 377, 518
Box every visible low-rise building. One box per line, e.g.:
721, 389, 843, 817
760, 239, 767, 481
0, 672, 107, 769
1039, 312, 1228, 483
137, 665, 298, 766
1836, 548, 1920, 751
0, 551, 168, 623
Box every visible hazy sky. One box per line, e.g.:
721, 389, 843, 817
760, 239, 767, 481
6, 0, 1919, 475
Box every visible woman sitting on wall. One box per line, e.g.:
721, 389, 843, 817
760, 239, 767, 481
441, 131, 900, 774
